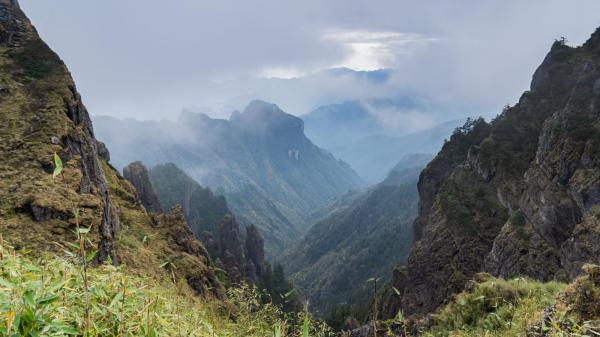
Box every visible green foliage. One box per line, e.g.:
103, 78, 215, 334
438, 166, 507, 235
52, 153, 63, 179
149, 163, 231, 240
423, 276, 565, 337
0, 243, 332, 337
11, 39, 61, 79
265, 263, 301, 313
285, 168, 420, 315
510, 211, 526, 227
509, 210, 530, 241
563, 264, 600, 321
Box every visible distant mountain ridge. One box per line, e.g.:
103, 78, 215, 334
93, 100, 363, 256
303, 99, 462, 182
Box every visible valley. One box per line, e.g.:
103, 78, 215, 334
2, 0, 600, 336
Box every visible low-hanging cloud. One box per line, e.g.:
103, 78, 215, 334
18, 0, 600, 124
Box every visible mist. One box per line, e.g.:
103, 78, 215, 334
18, 0, 600, 126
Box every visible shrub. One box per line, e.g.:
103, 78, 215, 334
0, 242, 332, 336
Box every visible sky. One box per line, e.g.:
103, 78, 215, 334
19, 0, 600, 127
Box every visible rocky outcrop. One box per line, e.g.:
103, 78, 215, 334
156, 206, 225, 299
245, 224, 266, 280
391, 30, 600, 318
219, 215, 246, 283
0, 0, 119, 263
216, 215, 267, 286
123, 161, 163, 213
149, 163, 230, 240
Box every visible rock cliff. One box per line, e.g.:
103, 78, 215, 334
0, 1, 223, 299
392, 30, 600, 318
123, 161, 163, 213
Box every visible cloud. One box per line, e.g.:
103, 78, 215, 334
18, 0, 600, 124
321, 29, 437, 70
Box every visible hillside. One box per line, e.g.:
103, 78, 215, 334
93, 102, 363, 256
284, 154, 432, 317
0, 0, 224, 302
386, 30, 600, 319
148, 163, 230, 239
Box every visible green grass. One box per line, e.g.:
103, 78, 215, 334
0, 243, 332, 337
422, 275, 564, 337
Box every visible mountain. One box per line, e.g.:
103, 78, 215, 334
283, 154, 432, 316
0, 0, 223, 301
303, 99, 461, 183
93, 101, 363, 256
123, 161, 163, 213
140, 161, 299, 305
148, 163, 230, 240
386, 30, 600, 319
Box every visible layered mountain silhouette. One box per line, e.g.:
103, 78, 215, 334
93, 101, 363, 256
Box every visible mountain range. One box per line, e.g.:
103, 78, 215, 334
93, 101, 363, 256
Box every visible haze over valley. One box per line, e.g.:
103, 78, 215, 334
3, 1, 600, 336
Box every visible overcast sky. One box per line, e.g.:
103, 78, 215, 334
19, 0, 600, 123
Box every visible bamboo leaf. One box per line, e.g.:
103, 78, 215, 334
52, 153, 63, 178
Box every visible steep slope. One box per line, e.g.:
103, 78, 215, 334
284, 154, 432, 315
390, 31, 600, 318
145, 162, 283, 292
148, 163, 230, 240
0, 0, 223, 300
123, 161, 163, 213
93, 101, 363, 255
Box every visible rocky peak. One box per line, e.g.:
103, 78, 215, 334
123, 161, 163, 213
0, 0, 18, 9
245, 224, 266, 278
0, 2, 119, 264
391, 26, 600, 318
218, 215, 245, 283
232, 100, 304, 136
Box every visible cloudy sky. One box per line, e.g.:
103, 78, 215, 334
19, 0, 600, 125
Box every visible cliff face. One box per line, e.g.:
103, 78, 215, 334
217, 215, 266, 286
123, 161, 163, 213
0, 0, 118, 263
0, 1, 223, 299
149, 163, 230, 239
394, 30, 600, 317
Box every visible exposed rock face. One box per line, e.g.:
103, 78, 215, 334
149, 163, 230, 240
392, 30, 600, 318
123, 161, 163, 213
217, 215, 266, 286
157, 206, 225, 299
245, 224, 266, 279
0, 0, 119, 263
0, 2, 225, 301
219, 215, 245, 283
